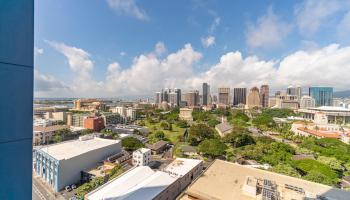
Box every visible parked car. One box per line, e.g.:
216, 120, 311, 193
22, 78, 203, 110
65, 185, 72, 192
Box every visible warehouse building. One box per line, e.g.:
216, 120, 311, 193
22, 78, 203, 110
86, 158, 203, 200
34, 136, 121, 192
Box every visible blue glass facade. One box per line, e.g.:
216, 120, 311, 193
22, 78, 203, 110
309, 87, 333, 107
0, 1, 33, 199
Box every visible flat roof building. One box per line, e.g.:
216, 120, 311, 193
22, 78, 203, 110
86, 158, 203, 200
34, 137, 121, 192
298, 106, 350, 124
180, 159, 350, 200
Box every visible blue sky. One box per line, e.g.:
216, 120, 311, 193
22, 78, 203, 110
34, 0, 350, 97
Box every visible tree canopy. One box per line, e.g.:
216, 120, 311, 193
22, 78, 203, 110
187, 123, 215, 146
121, 137, 144, 151
223, 133, 255, 148
198, 139, 227, 158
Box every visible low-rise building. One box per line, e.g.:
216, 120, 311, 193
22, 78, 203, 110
110, 106, 137, 122
179, 108, 193, 122
85, 158, 202, 200
298, 106, 350, 124
180, 146, 198, 156
215, 122, 232, 137
106, 124, 149, 135
84, 116, 105, 132
180, 159, 350, 200
34, 137, 121, 192
146, 140, 169, 155
45, 111, 68, 122
291, 116, 350, 143
132, 148, 151, 166
33, 125, 70, 145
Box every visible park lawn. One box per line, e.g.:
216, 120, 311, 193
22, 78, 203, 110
145, 121, 185, 144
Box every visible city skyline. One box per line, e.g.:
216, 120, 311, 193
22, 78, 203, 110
34, 0, 350, 98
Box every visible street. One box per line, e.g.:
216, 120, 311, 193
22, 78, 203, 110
32, 176, 66, 200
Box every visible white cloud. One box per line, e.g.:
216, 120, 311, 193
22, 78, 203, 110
107, 0, 149, 21
46, 41, 93, 73
46, 41, 103, 97
209, 16, 221, 33
201, 35, 215, 48
154, 42, 167, 56
37, 42, 350, 97
34, 47, 44, 56
294, 0, 343, 35
120, 51, 127, 56
246, 7, 291, 49
34, 70, 69, 97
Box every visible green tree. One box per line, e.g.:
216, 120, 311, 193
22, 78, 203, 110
160, 121, 169, 130
304, 170, 337, 186
223, 133, 255, 148
176, 120, 189, 128
109, 165, 124, 180
317, 156, 344, 171
272, 164, 301, 178
154, 131, 165, 140
198, 139, 227, 158
187, 123, 215, 146
52, 135, 62, 143
121, 137, 144, 151
293, 159, 339, 186
207, 119, 220, 127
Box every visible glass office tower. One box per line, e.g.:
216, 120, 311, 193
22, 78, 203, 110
0, 1, 34, 199
309, 87, 333, 107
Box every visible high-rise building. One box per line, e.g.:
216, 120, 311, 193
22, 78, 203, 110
300, 95, 316, 108
202, 83, 210, 106
287, 86, 302, 100
247, 87, 260, 108
1, 1, 34, 198
169, 92, 178, 106
287, 86, 296, 96
155, 92, 161, 104
309, 87, 333, 106
184, 90, 199, 107
233, 88, 247, 106
296, 86, 302, 100
260, 85, 269, 108
174, 88, 181, 106
218, 87, 230, 106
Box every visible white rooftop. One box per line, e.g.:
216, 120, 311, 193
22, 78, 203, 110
39, 137, 120, 160
86, 166, 177, 200
312, 106, 350, 112
163, 158, 202, 177
133, 148, 151, 154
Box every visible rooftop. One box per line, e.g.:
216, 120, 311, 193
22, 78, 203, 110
297, 127, 341, 139
305, 106, 350, 112
215, 122, 232, 134
180, 159, 350, 200
39, 137, 120, 160
180, 145, 197, 153
134, 148, 151, 154
33, 125, 69, 133
86, 166, 177, 200
163, 158, 202, 177
146, 140, 169, 151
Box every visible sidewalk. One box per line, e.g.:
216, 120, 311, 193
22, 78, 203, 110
33, 175, 66, 200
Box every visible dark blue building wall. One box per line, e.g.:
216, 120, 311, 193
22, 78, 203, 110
0, 1, 34, 199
